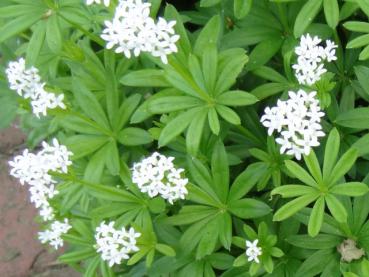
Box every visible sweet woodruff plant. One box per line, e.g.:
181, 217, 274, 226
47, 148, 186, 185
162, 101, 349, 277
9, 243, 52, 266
2, 0, 369, 276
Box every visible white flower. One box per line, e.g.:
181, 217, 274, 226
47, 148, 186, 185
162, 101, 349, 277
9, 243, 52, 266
5, 58, 41, 97
38, 219, 72, 249
9, 139, 73, 221
132, 152, 188, 204
101, 0, 179, 64
293, 34, 337, 85
261, 89, 325, 160
5, 58, 66, 117
95, 221, 140, 267
86, 0, 110, 6
246, 239, 262, 264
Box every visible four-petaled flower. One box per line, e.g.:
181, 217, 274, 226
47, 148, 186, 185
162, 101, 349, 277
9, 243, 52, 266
246, 239, 262, 263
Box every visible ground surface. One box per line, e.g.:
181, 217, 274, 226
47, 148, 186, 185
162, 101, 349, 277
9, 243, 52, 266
0, 126, 80, 277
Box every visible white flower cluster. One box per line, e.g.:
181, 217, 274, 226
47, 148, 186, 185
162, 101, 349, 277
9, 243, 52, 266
132, 152, 188, 204
261, 90, 325, 160
95, 221, 140, 267
101, 0, 180, 64
293, 34, 337, 85
6, 58, 66, 117
86, 0, 110, 6
38, 218, 72, 250
9, 138, 73, 221
245, 239, 262, 264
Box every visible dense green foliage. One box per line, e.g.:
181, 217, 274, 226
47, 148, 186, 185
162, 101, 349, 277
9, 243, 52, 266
3, 0, 369, 276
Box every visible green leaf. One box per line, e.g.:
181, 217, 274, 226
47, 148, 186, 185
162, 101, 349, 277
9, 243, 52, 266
270, 247, 284, 258
330, 182, 369, 196
0, 94, 17, 129
118, 127, 152, 146
294, 0, 323, 37
72, 79, 110, 130
121, 69, 170, 87
187, 157, 219, 200
323, 0, 339, 29
272, 185, 317, 198
194, 15, 221, 55
188, 53, 207, 87
83, 146, 107, 183
229, 162, 268, 201
115, 93, 141, 129
215, 105, 241, 125
285, 160, 318, 187
252, 66, 288, 84
84, 256, 100, 277
26, 21, 46, 66
158, 107, 201, 147
295, 249, 335, 276
219, 213, 232, 250
208, 107, 220, 135
233, 254, 247, 267
308, 197, 325, 237
335, 107, 369, 129
229, 198, 271, 219
359, 44, 369, 60
46, 14, 62, 53
354, 66, 369, 97
344, 21, 369, 33
211, 140, 229, 202
245, 36, 283, 71
215, 48, 248, 94
127, 248, 150, 266
356, 0, 369, 18
251, 82, 288, 100
155, 244, 176, 257
164, 5, 191, 58
187, 183, 221, 207
286, 234, 342, 249
59, 248, 96, 263
105, 141, 120, 175
304, 150, 322, 183
325, 194, 347, 223
148, 96, 202, 114
323, 128, 340, 181
347, 34, 369, 48
186, 108, 208, 155
234, 0, 252, 19
200, 0, 221, 7
273, 194, 318, 221
202, 44, 218, 93
196, 218, 219, 259
65, 135, 108, 159
217, 90, 258, 106
84, 181, 138, 203
0, 13, 43, 43
328, 148, 358, 185
163, 205, 217, 225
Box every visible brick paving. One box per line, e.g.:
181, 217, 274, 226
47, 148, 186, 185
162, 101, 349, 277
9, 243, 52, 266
0, 126, 80, 277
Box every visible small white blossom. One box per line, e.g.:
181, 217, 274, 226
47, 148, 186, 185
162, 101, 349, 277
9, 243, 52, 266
86, 0, 110, 6
9, 139, 73, 221
95, 221, 140, 267
101, 0, 180, 64
38, 219, 72, 249
261, 90, 325, 160
246, 239, 262, 264
132, 152, 188, 204
293, 34, 337, 85
5, 58, 66, 117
